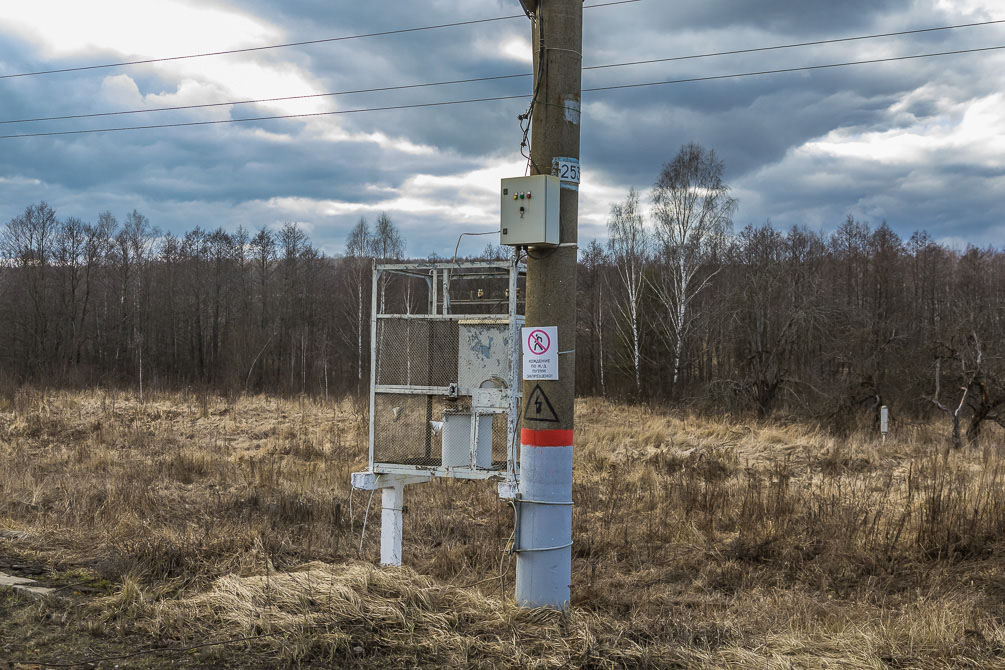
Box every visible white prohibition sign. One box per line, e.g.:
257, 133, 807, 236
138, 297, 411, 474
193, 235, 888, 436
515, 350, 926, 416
522, 326, 558, 381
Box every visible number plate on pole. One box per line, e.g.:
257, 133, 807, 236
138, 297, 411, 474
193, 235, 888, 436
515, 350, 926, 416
552, 157, 580, 191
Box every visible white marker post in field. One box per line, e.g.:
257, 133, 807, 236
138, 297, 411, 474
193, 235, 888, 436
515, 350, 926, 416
880, 405, 889, 444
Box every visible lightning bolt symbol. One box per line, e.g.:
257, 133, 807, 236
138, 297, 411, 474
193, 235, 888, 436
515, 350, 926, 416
535, 397, 543, 414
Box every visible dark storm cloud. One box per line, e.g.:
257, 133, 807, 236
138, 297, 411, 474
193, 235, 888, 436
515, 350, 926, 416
1, 0, 1003, 256
585, 0, 907, 35
734, 134, 1005, 244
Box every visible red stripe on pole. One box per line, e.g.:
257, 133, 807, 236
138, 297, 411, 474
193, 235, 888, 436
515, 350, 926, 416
521, 428, 574, 447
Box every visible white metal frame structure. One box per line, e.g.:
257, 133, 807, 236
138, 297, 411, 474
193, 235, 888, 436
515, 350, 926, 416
352, 258, 525, 566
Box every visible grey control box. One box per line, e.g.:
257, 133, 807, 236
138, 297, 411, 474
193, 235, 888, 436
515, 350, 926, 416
499, 175, 560, 246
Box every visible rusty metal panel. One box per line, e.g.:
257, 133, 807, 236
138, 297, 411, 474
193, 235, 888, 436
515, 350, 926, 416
457, 319, 513, 393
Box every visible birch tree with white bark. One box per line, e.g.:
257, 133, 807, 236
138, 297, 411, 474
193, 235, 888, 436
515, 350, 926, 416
607, 188, 649, 395
651, 143, 735, 389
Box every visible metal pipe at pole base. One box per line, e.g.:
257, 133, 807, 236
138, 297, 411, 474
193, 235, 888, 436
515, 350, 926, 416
515, 438, 573, 608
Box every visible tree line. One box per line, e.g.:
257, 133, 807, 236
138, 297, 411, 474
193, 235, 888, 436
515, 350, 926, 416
2, 143, 1002, 440
579, 144, 1004, 441
0, 204, 406, 400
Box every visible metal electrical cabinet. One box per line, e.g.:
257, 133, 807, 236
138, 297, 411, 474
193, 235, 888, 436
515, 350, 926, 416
499, 175, 561, 246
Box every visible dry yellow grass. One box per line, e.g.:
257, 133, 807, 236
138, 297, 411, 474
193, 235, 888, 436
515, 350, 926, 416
1, 389, 1005, 668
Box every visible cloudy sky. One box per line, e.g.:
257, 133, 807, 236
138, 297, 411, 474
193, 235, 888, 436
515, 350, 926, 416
1, 0, 1003, 256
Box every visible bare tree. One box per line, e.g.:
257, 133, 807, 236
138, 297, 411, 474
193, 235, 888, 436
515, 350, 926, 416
650, 143, 735, 389
344, 217, 373, 393
76, 216, 112, 366
114, 210, 158, 399
481, 242, 509, 261
724, 224, 827, 416
373, 212, 404, 314
2, 202, 58, 367
931, 344, 976, 449
606, 188, 648, 395
278, 223, 310, 392
931, 330, 1005, 447
245, 227, 277, 391
54, 216, 88, 372
250, 227, 276, 331
962, 344, 1005, 444
373, 212, 404, 260
580, 239, 609, 397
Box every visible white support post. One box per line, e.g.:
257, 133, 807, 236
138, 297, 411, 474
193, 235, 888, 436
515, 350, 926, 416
442, 268, 450, 314
381, 483, 405, 566
430, 269, 438, 314
351, 471, 430, 568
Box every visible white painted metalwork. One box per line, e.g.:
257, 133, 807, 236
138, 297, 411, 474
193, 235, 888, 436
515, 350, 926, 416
352, 257, 525, 567
364, 259, 524, 481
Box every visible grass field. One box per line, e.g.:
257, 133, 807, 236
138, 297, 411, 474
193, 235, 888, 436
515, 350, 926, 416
2, 388, 1005, 668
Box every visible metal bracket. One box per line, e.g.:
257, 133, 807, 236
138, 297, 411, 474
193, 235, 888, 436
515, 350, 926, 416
351, 471, 431, 491
517, 498, 573, 506
498, 481, 520, 500
514, 541, 574, 554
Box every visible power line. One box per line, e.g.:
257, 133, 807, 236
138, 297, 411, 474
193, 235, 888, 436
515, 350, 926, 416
1, 43, 1002, 141
0, 73, 534, 125
585, 17, 1005, 71
2, 17, 1003, 126
0, 94, 532, 140
0, 0, 641, 80
582, 43, 1005, 94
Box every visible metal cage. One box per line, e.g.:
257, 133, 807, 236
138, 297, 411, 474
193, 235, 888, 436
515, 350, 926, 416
368, 260, 525, 481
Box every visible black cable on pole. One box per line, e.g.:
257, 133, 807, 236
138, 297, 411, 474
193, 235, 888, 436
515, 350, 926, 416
1, 16, 1002, 126
0, 0, 641, 80
1, 43, 1002, 140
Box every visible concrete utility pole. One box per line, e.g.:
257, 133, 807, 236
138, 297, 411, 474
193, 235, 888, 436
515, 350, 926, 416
516, 0, 582, 609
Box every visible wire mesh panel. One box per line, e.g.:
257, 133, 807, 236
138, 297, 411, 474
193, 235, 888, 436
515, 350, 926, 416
375, 318, 459, 388
373, 393, 435, 465
445, 273, 522, 316
491, 412, 510, 469
373, 394, 476, 465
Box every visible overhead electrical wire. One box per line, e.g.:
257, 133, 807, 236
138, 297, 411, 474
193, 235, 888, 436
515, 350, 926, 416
0, 73, 534, 125
0, 94, 532, 139
2, 43, 1003, 141
584, 17, 1005, 71
583, 43, 1005, 93
0, 0, 641, 80
2, 16, 1004, 127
